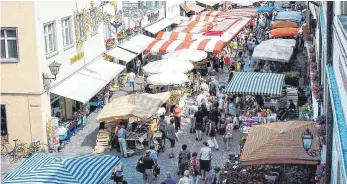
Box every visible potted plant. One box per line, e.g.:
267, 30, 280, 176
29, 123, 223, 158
105, 38, 115, 49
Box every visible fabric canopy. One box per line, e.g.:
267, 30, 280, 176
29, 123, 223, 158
118, 34, 155, 54
144, 18, 174, 35
271, 20, 298, 29
199, 11, 223, 17
173, 25, 213, 34
270, 28, 299, 38
156, 32, 200, 41
275, 11, 302, 22
162, 49, 207, 62
147, 73, 189, 85
198, 1, 220, 7
252, 39, 296, 62
142, 58, 194, 74
96, 92, 171, 121
106, 47, 137, 63
50, 59, 125, 103
171, 16, 189, 24
225, 72, 285, 96
145, 39, 226, 54
256, 6, 275, 13
185, 2, 205, 13
189, 15, 220, 22
178, 21, 216, 28
2, 153, 120, 184
219, 8, 258, 18
203, 18, 239, 36
241, 121, 320, 165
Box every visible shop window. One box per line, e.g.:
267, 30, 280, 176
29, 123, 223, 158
61, 16, 74, 49
1, 105, 8, 137
43, 21, 58, 57
139, 1, 165, 12
90, 8, 98, 36
1, 28, 18, 61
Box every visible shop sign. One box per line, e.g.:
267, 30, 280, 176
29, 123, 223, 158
70, 52, 84, 64
141, 8, 165, 27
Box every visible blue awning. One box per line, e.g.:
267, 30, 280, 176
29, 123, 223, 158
225, 72, 285, 96
256, 6, 275, 13
275, 11, 302, 22
2, 153, 120, 184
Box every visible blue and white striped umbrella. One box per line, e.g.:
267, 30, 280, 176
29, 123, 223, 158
225, 72, 285, 96
2, 153, 120, 184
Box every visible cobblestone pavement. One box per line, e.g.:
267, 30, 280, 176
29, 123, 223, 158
1, 72, 241, 184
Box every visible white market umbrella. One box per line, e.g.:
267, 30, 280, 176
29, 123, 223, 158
147, 73, 189, 85
143, 58, 194, 74
162, 49, 208, 63
252, 39, 296, 62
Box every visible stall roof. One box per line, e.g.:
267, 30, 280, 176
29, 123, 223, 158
96, 92, 171, 121
144, 18, 175, 35
241, 121, 319, 165
255, 6, 275, 13
271, 20, 298, 29
198, 1, 220, 7
225, 72, 285, 96
270, 27, 299, 38
106, 47, 138, 63
50, 58, 125, 103
118, 34, 155, 54
275, 11, 302, 22
156, 32, 201, 41
252, 39, 296, 62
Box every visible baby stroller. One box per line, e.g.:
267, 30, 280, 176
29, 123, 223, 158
152, 131, 165, 153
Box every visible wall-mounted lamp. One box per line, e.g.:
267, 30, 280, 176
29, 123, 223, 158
42, 61, 61, 81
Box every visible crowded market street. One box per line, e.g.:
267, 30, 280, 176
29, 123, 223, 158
2, 1, 347, 184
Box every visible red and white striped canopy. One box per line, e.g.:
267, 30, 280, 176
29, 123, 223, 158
189, 15, 221, 22
156, 32, 200, 41
219, 8, 258, 18
178, 21, 215, 28
199, 11, 224, 17
145, 39, 226, 54
172, 24, 214, 34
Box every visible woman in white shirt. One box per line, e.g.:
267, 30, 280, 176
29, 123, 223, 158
199, 142, 212, 179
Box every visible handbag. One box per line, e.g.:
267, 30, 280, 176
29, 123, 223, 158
207, 139, 215, 148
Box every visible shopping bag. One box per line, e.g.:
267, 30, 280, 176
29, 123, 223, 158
207, 139, 215, 148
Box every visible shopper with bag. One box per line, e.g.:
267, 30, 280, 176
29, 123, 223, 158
142, 150, 155, 184
199, 142, 212, 180
167, 118, 178, 158
207, 120, 219, 151
178, 144, 191, 176
110, 162, 125, 184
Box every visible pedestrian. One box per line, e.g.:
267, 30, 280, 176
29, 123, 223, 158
213, 55, 219, 72
189, 152, 201, 184
223, 118, 234, 151
199, 142, 212, 179
149, 145, 158, 165
164, 172, 177, 184
208, 78, 217, 96
117, 123, 127, 158
194, 107, 204, 141
249, 18, 254, 30
204, 168, 217, 184
207, 119, 219, 151
128, 70, 136, 91
178, 170, 191, 184
173, 105, 183, 131
104, 88, 110, 105
157, 115, 167, 146
200, 80, 209, 92
236, 60, 242, 72
178, 144, 191, 175
135, 59, 141, 76
110, 162, 125, 184
228, 99, 236, 116
219, 54, 224, 72
167, 118, 178, 158
142, 150, 155, 184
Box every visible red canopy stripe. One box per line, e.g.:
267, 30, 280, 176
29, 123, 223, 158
175, 41, 194, 51
159, 40, 175, 53
145, 40, 160, 53
197, 39, 210, 50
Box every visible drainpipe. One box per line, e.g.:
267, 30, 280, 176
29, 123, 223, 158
325, 1, 334, 184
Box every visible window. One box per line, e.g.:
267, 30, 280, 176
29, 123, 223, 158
44, 21, 57, 56
1, 28, 18, 61
139, 1, 164, 12
61, 17, 73, 49
341, 2, 347, 15
91, 8, 98, 36
76, 13, 85, 40
1, 105, 8, 137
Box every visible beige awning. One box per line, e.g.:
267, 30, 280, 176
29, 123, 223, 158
181, 2, 205, 13
96, 92, 171, 122
180, 3, 190, 13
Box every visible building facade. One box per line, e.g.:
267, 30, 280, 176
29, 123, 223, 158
1, 1, 111, 146
311, 1, 347, 183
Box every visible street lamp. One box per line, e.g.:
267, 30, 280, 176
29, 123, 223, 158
42, 61, 61, 81
302, 128, 319, 157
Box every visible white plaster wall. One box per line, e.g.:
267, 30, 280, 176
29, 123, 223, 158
166, 1, 181, 19
34, 0, 106, 92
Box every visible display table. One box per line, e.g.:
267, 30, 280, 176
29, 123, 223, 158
264, 101, 279, 111
126, 131, 147, 154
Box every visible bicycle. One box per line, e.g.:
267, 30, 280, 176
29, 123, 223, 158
1, 136, 28, 163
26, 138, 56, 157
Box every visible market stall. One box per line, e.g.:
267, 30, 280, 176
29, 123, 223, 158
156, 32, 201, 41
275, 11, 302, 22
270, 28, 299, 38
142, 58, 194, 74
271, 20, 298, 29
240, 121, 320, 165
162, 49, 208, 62
96, 92, 171, 155
252, 39, 296, 62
